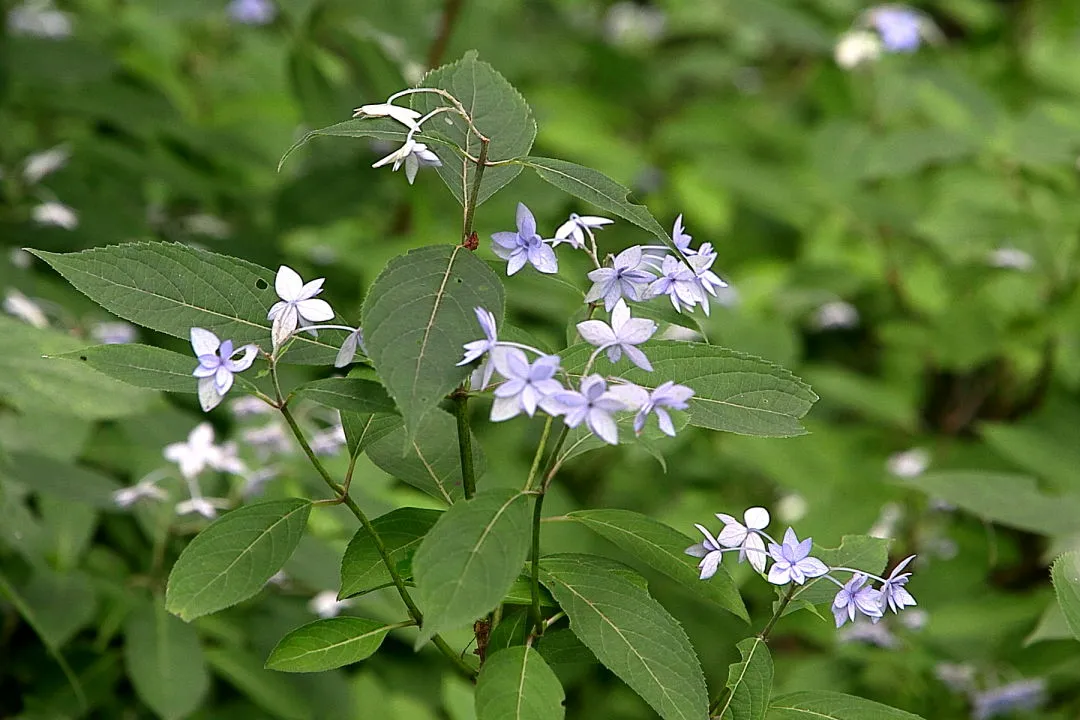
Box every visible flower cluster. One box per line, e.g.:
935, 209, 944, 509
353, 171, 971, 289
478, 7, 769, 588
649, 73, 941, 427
353, 98, 443, 184
834, 4, 940, 69
687, 507, 918, 629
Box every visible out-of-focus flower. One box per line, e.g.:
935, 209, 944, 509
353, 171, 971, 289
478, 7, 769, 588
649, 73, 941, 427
553, 213, 613, 249
242, 467, 279, 499
899, 608, 928, 630
934, 663, 977, 694
3, 290, 48, 328
190, 328, 258, 411
165, 423, 246, 479
972, 679, 1048, 720
544, 374, 626, 445
371, 137, 441, 184
309, 590, 351, 618
23, 145, 69, 184
182, 214, 231, 239
812, 300, 859, 330
585, 246, 655, 310
8, 0, 72, 38
268, 266, 335, 349
90, 321, 137, 344
310, 424, 347, 456
231, 395, 273, 417
242, 422, 293, 459
353, 103, 423, 132
176, 496, 230, 520
716, 507, 771, 574
603, 1, 665, 48
832, 574, 884, 627
988, 247, 1035, 271
767, 528, 829, 585
576, 299, 657, 371
489, 349, 563, 421
863, 5, 939, 53
32, 202, 78, 230
868, 502, 903, 539
113, 477, 168, 508
491, 203, 558, 276
838, 619, 899, 648
9, 248, 33, 269
775, 493, 808, 524
887, 448, 930, 478
834, 30, 883, 69
228, 0, 276, 25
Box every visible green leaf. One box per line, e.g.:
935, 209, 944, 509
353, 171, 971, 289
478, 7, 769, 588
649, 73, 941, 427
278, 116, 412, 171
1052, 551, 1080, 642
413, 51, 536, 205
902, 471, 1080, 535
56, 344, 198, 393
365, 409, 484, 504
412, 489, 532, 645
204, 646, 311, 720
767, 691, 926, 720
861, 129, 977, 179
522, 157, 674, 249
563, 341, 817, 437
166, 499, 311, 621
265, 617, 398, 672
784, 535, 890, 615
340, 507, 442, 598
716, 637, 772, 720
18, 567, 97, 648
340, 411, 399, 457
558, 411, 687, 469
475, 646, 565, 720
31, 242, 346, 365
539, 554, 708, 720
565, 509, 748, 621
488, 607, 532, 652
124, 600, 209, 720
291, 378, 398, 415
5, 452, 121, 508
362, 245, 504, 439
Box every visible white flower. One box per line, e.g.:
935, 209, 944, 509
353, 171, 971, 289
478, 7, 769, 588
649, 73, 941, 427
886, 448, 929, 478
8, 0, 72, 38
576, 298, 657, 371
90, 321, 137, 344
23, 145, 69, 184
175, 496, 230, 520
715, 507, 770, 574
32, 201, 78, 230
353, 103, 423, 132
267, 265, 335, 349
553, 213, 613, 249
309, 590, 351, 618
231, 395, 273, 417
3, 290, 48, 328
164, 423, 246, 480
988, 247, 1034, 271
113, 479, 168, 508
834, 30, 883, 69
371, 137, 442, 184
812, 300, 859, 330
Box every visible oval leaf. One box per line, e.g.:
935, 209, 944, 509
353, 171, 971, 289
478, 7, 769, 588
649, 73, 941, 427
767, 691, 926, 720
1052, 551, 1080, 642
58, 344, 198, 393
265, 617, 397, 673
340, 507, 443, 598
291, 377, 398, 415
166, 499, 311, 621
124, 600, 210, 720
412, 489, 532, 645
717, 637, 773, 720
539, 554, 708, 720
476, 646, 565, 720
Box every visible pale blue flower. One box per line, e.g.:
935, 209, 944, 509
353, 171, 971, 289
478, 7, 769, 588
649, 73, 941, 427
972, 679, 1047, 720
879, 554, 917, 614
554, 213, 613, 249
868, 6, 923, 52
492, 203, 558, 276
575, 298, 657, 371
585, 246, 655, 310
832, 574, 884, 628
716, 507, 770, 574
631, 380, 694, 437
228, 0, 276, 25
672, 214, 694, 254
191, 328, 258, 411
334, 327, 365, 368
545, 375, 626, 445
647, 255, 704, 313
457, 307, 499, 389
685, 524, 725, 580
689, 243, 727, 299
766, 528, 829, 585
490, 348, 563, 421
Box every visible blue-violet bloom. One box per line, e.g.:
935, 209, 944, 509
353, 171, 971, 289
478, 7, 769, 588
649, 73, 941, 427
576, 298, 657, 371
492, 203, 558, 276
832, 574, 884, 628
553, 212, 613, 249
632, 380, 694, 436
879, 554, 917, 613
191, 328, 258, 411
716, 507, 771, 574
268, 265, 335, 349
584, 245, 655, 311
672, 214, 694, 254
545, 374, 626, 445
972, 679, 1048, 720
766, 527, 829, 585
648, 255, 705, 313
489, 348, 563, 421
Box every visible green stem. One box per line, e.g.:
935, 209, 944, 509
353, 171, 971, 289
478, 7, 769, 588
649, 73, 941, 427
452, 391, 477, 500
540, 425, 571, 493
523, 416, 553, 492
529, 491, 546, 633
461, 137, 490, 240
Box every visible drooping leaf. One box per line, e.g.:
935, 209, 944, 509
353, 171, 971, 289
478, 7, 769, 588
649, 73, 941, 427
539, 554, 709, 720
412, 51, 536, 205
31, 242, 347, 365
361, 245, 504, 439
204, 646, 311, 720
767, 691, 926, 720
339, 507, 443, 598
166, 499, 311, 621
566, 509, 748, 621
784, 535, 890, 616
265, 617, 399, 672
475, 646, 565, 720
412, 489, 532, 645
5, 452, 121, 508
365, 409, 484, 504
562, 341, 817, 437
57, 344, 198, 393
716, 637, 773, 720
291, 377, 398, 415
124, 600, 210, 720
1052, 551, 1080, 642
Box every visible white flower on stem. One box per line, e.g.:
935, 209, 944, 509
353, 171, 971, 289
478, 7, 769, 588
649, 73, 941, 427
164, 423, 247, 480
371, 137, 442, 184
113, 478, 168, 508
267, 265, 335, 349
715, 507, 771, 574
23, 145, 69, 184
685, 524, 725, 580
834, 30, 883, 69
352, 103, 423, 132
3, 289, 48, 328
576, 299, 657, 371
553, 213, 613, 249
309, 590, 351, 618
32, 201, 78, 230
175, 496, 230, 520
457, 307, 500, 389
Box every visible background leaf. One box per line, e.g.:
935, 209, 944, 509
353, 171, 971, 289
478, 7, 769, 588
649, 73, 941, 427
204, 646, 311, 720
475, 646, 565, 720
340, 507, 443, 598
265, 617, 398, 673
124, 600, 210, 720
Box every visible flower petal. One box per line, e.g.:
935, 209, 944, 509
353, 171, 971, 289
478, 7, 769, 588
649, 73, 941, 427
190, 327, 220, 356
275, 265, 303, 302
296, 298, 335, 322
516, 202, 536, 238
576, 320, 616, 348
745, 533, 768, 574
744, 507, 771, 530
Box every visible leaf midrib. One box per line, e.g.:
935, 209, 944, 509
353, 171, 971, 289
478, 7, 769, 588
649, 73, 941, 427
438, 492, 524, 607
718, 637, 766, 718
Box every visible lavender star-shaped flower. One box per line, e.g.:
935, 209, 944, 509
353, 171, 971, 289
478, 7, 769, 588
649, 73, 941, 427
492, 203, 558, 276
685, 524, 725, 580
457, 307, 500, 389
832, 574, 884, 628
716, 507, 771, 574
489, 348, 563, 421
190, 328, 258, 411
267, 265, 335, 349
576, 298, 657, 371
545, 374, 626, 445
766, 528, 829, 585
553, 212, 613, 249
584, 246, 655, 311
647, 255, 705, 313
631, 380, 694, 436
879, 554, 917, 614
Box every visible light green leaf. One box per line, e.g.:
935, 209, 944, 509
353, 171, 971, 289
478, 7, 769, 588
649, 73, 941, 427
861, 129, 977, 179
365, 409, 484, 504
31, 242, 346, 365
291, 378, 398, 415
565, 509, 748, 621
767, 691, 926, 720
903, 471, 1080, 535
340, 507, 443, 598
413, 51, 536, 205
265, 617, 398, 672
56, 343, 197, 393
124, 600, 209, 720
716, 637, 772, 720
563, 341, 817, 437
475, 646, 565, 720
784, 535, 890, 615
1052, 551, 1080, 642
539, 554, 708, 720
5, 452, 121, 508
38, 495, 97, 571
412, 489, 532, 645
18, 567, 97, 648
166, 499, 311, 621
204, 646, 311, 720
362, 245, 504, 439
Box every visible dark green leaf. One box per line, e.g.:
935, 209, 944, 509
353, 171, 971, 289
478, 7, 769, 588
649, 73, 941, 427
475, 646, 565, 720
265, 617, 398, 672
204, 646, 311, 720
6, 452, 121, 508
716, 637, 772, 720
57, 344, 197, 393
340, 507, 442, 598
291, 377, 398, 415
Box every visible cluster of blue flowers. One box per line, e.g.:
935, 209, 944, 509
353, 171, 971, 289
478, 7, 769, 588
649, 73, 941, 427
687, 507, 918, 628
